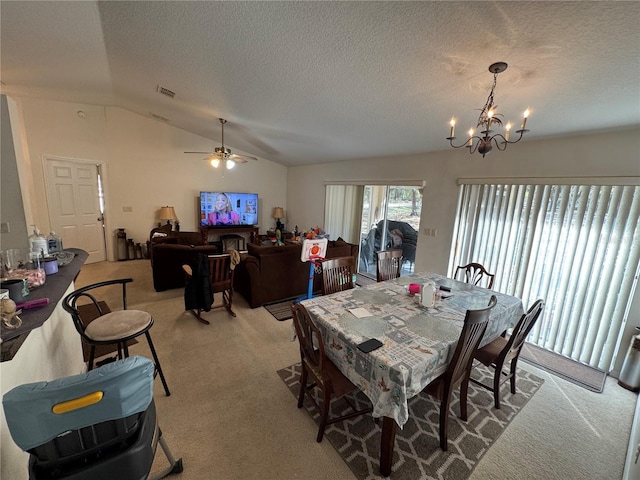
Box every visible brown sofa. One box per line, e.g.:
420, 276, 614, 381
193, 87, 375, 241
150, 228, 218, 291
233, 238, 358, 308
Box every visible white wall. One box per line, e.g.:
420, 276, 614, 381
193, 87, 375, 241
0, 95, 29, 249
287, 127, 640, 275
12, 98, 288, 260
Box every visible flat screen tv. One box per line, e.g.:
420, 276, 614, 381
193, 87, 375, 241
200, 192, 259, 227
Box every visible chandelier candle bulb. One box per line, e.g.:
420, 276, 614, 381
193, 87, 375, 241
449, 118, 456, 138
467, 129, 474, 146
521, 109, 530, 130
505, 122, 512, 141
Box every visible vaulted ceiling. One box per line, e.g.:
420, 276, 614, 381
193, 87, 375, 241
1, 1, 639, 166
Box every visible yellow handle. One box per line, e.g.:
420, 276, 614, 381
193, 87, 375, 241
52, 391, 104, 414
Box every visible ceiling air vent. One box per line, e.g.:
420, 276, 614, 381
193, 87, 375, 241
156, 85, 175, 98
150, 112, 170, 123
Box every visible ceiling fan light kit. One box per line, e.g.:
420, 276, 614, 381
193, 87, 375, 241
447, 62, 530, 157
185, 118, 257, 169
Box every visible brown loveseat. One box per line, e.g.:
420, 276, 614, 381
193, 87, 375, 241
150, 228, 218, 291
233, 239, 358, 308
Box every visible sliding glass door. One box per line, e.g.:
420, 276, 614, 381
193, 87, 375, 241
325, 183, 422, 279
449, 182, 640, 371
357, 185, 421, 278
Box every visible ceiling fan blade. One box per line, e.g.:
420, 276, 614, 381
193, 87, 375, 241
187, 120, 259, 165
228, 153, 258, 163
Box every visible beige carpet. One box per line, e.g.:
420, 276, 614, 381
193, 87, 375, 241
75, 260, 638, 480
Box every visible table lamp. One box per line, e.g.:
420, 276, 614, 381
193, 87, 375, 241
159, 206, 178, 230
272, 207, 285, 233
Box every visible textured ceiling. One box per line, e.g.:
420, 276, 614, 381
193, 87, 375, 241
1, 1, 639, 166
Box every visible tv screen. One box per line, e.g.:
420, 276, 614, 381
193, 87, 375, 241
200, 192, 259, 227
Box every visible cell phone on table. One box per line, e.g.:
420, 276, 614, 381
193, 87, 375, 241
357, 338, 384, 353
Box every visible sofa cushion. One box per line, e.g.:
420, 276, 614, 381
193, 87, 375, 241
152, 236, 178, 246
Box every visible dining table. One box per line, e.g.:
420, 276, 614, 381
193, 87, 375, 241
299, 271, 524, 477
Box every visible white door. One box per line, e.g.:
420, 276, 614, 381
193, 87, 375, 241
44, 157, 106, 264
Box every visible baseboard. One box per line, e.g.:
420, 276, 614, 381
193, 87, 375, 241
623, 394, 640, 480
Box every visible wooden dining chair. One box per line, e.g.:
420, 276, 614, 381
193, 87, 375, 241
291, 303, 372, 442
321, 256, 355, 295
471, 299, 545, 409
183, 253, 236, 325
455, 262, 496, 289
376, 249, 403, 282
420, 295, 497, 451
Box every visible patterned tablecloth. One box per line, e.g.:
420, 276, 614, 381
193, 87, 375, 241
300, 272, 524, 427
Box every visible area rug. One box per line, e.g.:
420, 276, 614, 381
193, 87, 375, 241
264, 299, 295, 321
277, 363, 543, 480
520, 342, 606, 393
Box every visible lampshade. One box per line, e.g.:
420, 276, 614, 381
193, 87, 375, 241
159, 206, 178, 221
272, 207, 285, 219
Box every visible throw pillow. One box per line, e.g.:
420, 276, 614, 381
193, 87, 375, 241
390, 229, 404, 247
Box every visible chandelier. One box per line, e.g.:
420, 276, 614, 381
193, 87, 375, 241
447, 62, 530, 157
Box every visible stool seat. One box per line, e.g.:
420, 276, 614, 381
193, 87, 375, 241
85, 310, 153, 342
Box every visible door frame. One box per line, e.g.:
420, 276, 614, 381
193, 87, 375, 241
42, 155, 111, 262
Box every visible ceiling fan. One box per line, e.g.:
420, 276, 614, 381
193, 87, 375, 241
185, 118, 258, 169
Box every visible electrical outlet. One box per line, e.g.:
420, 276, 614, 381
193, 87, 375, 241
122, 206, 133, 212
0, 222, 9, 233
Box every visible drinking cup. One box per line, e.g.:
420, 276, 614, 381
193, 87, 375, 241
0, 278, 29, 303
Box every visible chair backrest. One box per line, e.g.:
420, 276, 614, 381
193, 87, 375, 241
291, 303, 326, 379
502, 299, 545, 362
3, 356, 154, 453
207, 254, 233, 293
62, 278, 133, 341
321, 256, 355, 295
455, 262, 495, 289
376, 249, 403, 282
446, 295, 497, 388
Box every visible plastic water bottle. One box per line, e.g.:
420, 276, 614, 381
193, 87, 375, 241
47, 231, 63, 253
28, 225, 48, 256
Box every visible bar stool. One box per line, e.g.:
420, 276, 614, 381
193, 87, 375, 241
221, 234, 246, 252
62, 278, 171, 396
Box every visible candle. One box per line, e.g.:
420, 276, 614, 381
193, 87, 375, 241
486, 110, 493, 132
505, 122, 512, 141
449, 118, 456, 138
467, 129, 474, 146
521, 108, 530, 130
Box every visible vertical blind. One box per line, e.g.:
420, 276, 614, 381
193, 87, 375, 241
449, 183, 640, 371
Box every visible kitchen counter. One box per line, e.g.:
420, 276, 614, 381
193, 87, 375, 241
1, 248, 88, 480
1, 248, 88, 362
